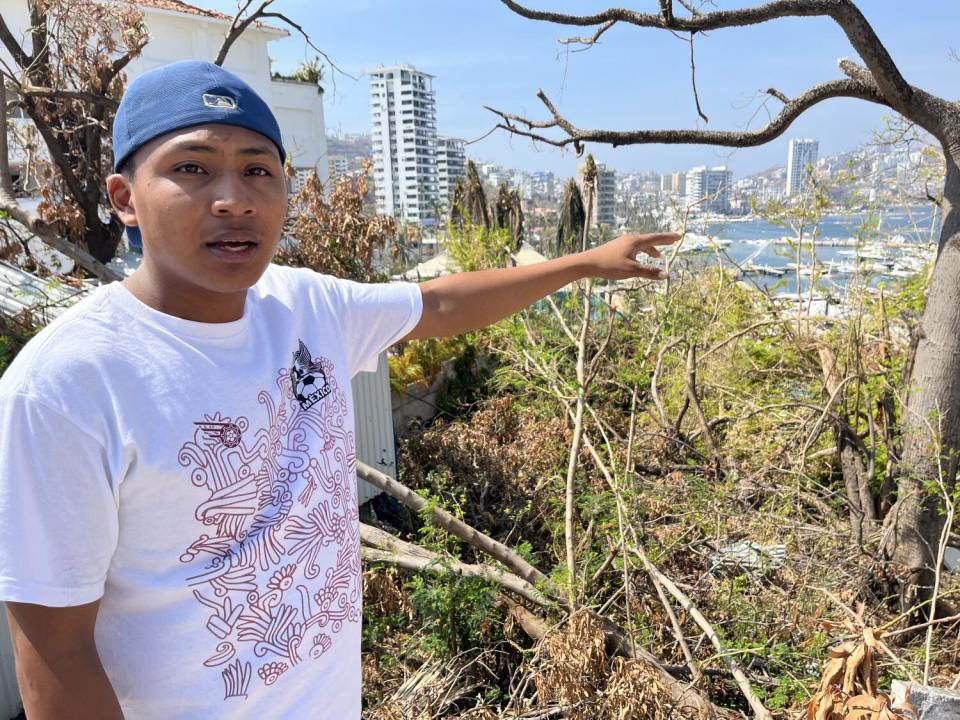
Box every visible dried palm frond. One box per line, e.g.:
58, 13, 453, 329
596, 656, 675, 720
368, 649, 496, 720
806, 604, 916, 720
535, 610, 608, 708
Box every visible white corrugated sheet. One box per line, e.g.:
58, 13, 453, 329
351, 351, 395, 504
0, 613, 21, 720
0, 260, 93, 323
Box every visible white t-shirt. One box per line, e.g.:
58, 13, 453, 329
0, 264, 423, 719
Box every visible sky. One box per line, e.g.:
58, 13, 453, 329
205, 0, 958, 178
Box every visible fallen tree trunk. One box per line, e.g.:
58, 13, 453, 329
359, 522, 551, 607
357, 461, 557, 595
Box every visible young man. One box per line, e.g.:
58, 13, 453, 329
0, 60, 675, 719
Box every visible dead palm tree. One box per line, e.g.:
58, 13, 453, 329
555, 178, 585, 258
492, 182, 525, 251
450, 160, 489, 230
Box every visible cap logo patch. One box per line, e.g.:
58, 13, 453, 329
202, 93, 237, 110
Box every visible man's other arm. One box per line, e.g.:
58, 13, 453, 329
6, 600, 123, 719
402, 233, 678, 341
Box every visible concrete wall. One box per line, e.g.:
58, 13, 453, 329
0, 613, 19, 720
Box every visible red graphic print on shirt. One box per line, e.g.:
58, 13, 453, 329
177, 341, 361, 702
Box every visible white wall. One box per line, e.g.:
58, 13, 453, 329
271, 78, 328, 183
129, 8, 274, 99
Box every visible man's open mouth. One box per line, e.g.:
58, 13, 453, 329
207, 240, 258, 253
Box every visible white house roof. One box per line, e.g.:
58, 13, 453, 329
512, 242, 548, 267
402, 253, 459, 281
135, 0, 231, 20
134, 0, 289, 35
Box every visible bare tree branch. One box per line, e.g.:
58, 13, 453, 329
0, 192, 121, 282
214, 0, 260, 67
18, 85, 119, 110
688, 32, 709, 123
557, 19, 616, 49
497, 0, 915, 112
107, 46, 139, 80
214, 1, 356, 81
27, 115, 87, 209
765, 86, 790, 104
0, 15, 32, 70
0, 83, 14, 198
485, 77, 887, 152
659, 0, 674, 24
630, 539, 774, 720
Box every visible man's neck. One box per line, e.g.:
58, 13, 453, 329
122, 269, 247, 324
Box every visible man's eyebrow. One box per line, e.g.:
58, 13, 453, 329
237, 146, 275, 157
165, 142, 276, 158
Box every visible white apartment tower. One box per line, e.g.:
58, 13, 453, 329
436, 136, 466, 212
369, 65, 438, 225
578, 161, 617, 227
786, 138, 819, 196
686, 166, 733, 214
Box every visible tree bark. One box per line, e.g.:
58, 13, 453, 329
890, 138, 960, 615
359, 523, 551, 608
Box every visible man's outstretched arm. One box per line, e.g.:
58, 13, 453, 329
402, 232, 678, 341
6, 600, 123, 720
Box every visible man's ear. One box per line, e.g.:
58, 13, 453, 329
106, 173, 138, 229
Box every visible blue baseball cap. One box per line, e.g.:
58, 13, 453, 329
112, 59, 286, 172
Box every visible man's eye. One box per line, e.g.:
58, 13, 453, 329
176, 164, 205, 174
247, 167, 271, 177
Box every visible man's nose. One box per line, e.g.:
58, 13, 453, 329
210, 175, 256, 216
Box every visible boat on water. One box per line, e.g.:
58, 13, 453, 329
740, 261, 785, 277
677, 233, 732, 253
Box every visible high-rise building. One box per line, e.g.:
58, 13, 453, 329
578, 161, 617, 227
660, 171, 686, 197
436, 136, 466, 212
326, 155, 369, 184
686, 165, 733, 214
671, 171, 686, 197
369, 65, 438, 225
786, 138, 819, 196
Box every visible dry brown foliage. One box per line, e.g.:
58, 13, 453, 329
806, 610, 915, 720
598, 657, 678, 720
533, 610, 682, 720
4, 0, 148, 261
398, 396, 569, 556
278, 160, 397, 282
536, 611, 609, 708
365, 568, 414, 621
